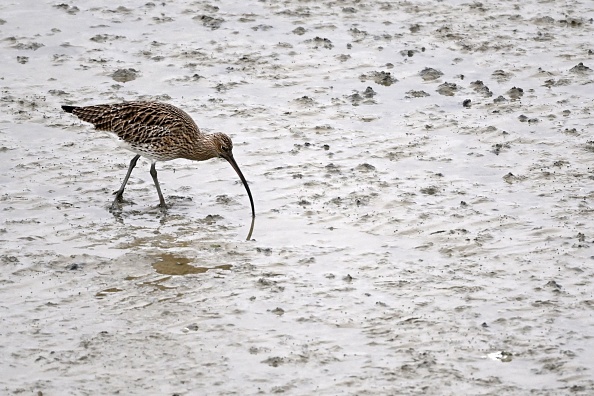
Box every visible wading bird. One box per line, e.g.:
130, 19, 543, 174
62, 101, 255, 239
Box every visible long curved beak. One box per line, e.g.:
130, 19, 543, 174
221, 152, 255, 240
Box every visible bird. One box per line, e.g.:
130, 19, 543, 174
61, 101, 255, 239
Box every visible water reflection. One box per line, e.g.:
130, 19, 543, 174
152, 253, 232, 275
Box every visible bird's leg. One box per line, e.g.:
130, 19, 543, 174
112, 154, 140, 209
149, 162, 167, 208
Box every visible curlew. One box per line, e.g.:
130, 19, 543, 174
61, 101, 255, 239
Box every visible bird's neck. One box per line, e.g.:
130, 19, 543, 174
181, 133, 219, 161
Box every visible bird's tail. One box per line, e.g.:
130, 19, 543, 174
61, 105, 79, 113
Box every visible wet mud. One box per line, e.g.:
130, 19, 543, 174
1, 0, 594, 394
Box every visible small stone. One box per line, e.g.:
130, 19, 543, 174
111, 68, 138, 83
363, 86, 376, 98
419, 67, 443, 81
569, 62, 591, 74
186, 323, 199, 331
405, 90, 430, 98
271, 307, 285, 316
507, 86, 524, 99
292, 27, 306, 35
545, 280, 562, 289
436, 82, 458, 96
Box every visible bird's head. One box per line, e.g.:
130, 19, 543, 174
212, 132, 234, 161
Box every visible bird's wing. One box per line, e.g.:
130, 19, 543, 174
71, 102, 198, 145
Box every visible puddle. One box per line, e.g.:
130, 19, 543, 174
151, 253, 232, 275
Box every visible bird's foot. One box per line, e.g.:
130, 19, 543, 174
109, 192, 127, 212
109, 201, 123, 213
108, 202, 124, 223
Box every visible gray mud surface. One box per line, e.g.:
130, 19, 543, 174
1, 0, 594, 394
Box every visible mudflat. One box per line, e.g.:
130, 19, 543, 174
1, 1, 593, 394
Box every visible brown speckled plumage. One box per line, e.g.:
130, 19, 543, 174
62, 101, 255, 238
63, 101, 224, 161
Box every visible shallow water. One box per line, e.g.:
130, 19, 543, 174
1, 0, 594, 394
